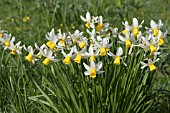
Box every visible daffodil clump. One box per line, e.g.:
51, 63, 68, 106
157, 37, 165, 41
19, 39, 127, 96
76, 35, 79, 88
0, 12, 167, 78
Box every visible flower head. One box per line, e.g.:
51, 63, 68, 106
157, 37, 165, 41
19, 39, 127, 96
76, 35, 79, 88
83, 60, 104, 78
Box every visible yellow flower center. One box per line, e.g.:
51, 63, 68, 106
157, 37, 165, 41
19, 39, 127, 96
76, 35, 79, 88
153, 28, 158, 37
114, 56, 120, 65
148, 63, 157, 71
158, 37, 164, 46
25, 53, 33, 62
96, 23, 103, 31
122, 30, 127, 35
0, 33, 3, 38
4, 40, 10, 46
10, 49, 17, 55
133, 27, 139, 36
90, 68, 96, 78
89, 55, 95, 62
78, 41, 86, 49
85, 21, 91, 28
74, 54, 82, 63
63, 56, 71, 65
150, 44, 157, 54
46, 41, 56, 50
37, 52, 42, 58
43, 57, 50, 66
125, 40, 132, 48
100, 47, 106, 56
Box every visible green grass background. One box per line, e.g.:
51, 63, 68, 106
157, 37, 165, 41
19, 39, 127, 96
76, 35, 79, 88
0, 0, 170, 112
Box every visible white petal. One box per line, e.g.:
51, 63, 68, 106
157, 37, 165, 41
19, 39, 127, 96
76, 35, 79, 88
150, 20, 157, 29
73, 45, 78, 54
97, 71, 104, 74
80, 46, 87, 54
80, 16, 86, 22
99, 16, 103, 24
61, 50, 66, 57
83, 62, 91, 71
34, 43, 40, 49
89, 46, 94, 55
90, 60, 96, 68
48, 50, 53, 58
107, 51, 115, 57
86, 12, 91, 21
116, 47, 123, 56
133, 18, 138, 27
96, 61, 103, 71
28, 46, 33, 54
84, 71, 90, 75
118, 35, 126, 42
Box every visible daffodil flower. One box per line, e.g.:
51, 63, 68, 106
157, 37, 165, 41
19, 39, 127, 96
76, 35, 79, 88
73, 45, 86, 63
140, 55, 159, 71
84, 45, 99, 62
83, 60, 104, 78
35, 43, 48, 58
139, 34, 159, 54
69, 30, 83, 44
57, 29, 68, 48
94, 38, 112, 56
156, 30, 167, 46
7, 37, 23, 55
118, 32, 136, 48
80, 12, 94, 28
122, 21, 131, 35
131, 18, 144, 36
96, 16, 103, 32
0, 34, 12, 47
40, 48, 58, 66
46, 28, 58, 50
25, 46, 37, 63
107, 47, 127, 66
61, 47, 74, 65
0, 30, 7, 38
146, 20, 164, 37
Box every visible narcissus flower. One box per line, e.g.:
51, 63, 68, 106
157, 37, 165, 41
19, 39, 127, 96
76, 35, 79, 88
83, 60, 104, 78
40, 48, 58, 66
131, 18, 144, 36
73, 45, 86, 63
80, 12, 93, 28
140, 54, 159, 71
118, 32, 135, 48
7, 37, 23, 55
84, 45, 99, 62
0, 34, 12, 47
107, 47, 127, 66
94, 38, 112, 56
62, 47, 74, 65
96, 16, 103, 32
146, 20, 164, 37
139, 34, 159, 54
25, 46, 37, 63
35, 43, 48, 58
46, 28, 58, 50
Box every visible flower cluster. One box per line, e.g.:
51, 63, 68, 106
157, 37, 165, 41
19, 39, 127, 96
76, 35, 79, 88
0, 12, 167, 78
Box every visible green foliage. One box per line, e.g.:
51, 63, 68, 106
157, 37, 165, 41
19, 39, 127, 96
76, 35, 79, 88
0, 0, 170, 112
